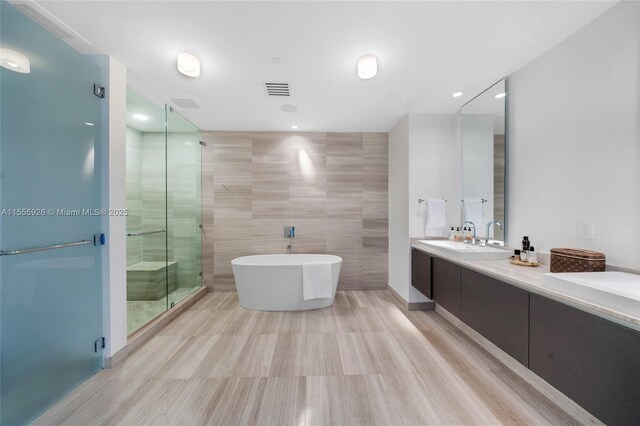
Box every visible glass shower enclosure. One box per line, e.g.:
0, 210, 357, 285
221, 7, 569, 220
125, 89, 202, 334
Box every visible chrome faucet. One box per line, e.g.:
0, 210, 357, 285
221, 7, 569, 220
461, 221, 477, 244
484, 220, 502, 245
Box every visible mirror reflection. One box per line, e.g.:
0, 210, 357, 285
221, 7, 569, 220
461, 79, 506, 245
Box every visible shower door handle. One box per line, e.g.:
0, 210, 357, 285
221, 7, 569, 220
0, 239, 93, 256
126, 229, 167, 237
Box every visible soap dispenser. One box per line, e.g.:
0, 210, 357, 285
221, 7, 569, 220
448, 227, 456, 240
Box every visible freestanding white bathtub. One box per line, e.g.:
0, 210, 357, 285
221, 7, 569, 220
231, 254, 342, 311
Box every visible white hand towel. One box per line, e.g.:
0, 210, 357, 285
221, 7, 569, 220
302, 262, 333, 300
463, 199, 483, 229
424, 199, 446, 236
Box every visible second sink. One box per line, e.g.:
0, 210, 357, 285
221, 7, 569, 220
416, 239, 511, 260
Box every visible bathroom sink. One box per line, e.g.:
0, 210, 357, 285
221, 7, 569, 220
542, 272, 640, 318
416, 240, 511, 260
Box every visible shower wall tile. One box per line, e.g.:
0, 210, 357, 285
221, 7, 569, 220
202, 131, 388, 292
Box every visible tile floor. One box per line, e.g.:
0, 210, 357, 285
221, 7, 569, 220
37, 290, 583, 425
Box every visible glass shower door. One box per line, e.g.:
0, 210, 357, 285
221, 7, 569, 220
166, 107, 202, 306
125, 89, 168, 335
1, 2, 104, 425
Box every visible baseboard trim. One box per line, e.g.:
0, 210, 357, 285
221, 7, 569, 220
407, 301, 435, 311
388, 286, 435, 312
104, 287, 208, 369
434, 304, 602, 425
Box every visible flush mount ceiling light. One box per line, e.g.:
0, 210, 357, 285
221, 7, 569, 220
177, 52, 200, 77
133, 113, 148, 121
357, 55, 377, 80
495, 92, 506, 99
452, 92, 464, 98
291, 125, 298, 130
0, 48, 30, 73
281, 104, 297, 113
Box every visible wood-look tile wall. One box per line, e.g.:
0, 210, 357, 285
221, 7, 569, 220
201, 131, 388, 291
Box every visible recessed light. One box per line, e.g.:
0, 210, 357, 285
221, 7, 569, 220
357, 55, 378, 80
133, 113, 148, 121
495, 92, 506, 99
452, 92, 464, 98
177, 52, 200, 77
291, 125, 298, 130
84, 122, 94, 126
184, 141, 193, 146
0, 48, 30, 73
281, 104, 297, 113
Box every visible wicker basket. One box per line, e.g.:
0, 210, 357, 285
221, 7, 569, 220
550, 248, 606, 273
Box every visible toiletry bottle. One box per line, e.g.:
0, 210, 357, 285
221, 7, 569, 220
448, 227, 456, 240
514, 249, 521, 260
454, 227, 462, 242
528, 246, 538, 263
520, 249, 528, 262
522, 236, 530, 251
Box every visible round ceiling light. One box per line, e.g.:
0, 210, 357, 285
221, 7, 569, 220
357, 55, 378, 80
177, 52, 200, 77
0, 48, 30, 73
452, 92, 464, 98
291, 125, 298, 129
133, 113, 149, 121
281, 104, 297, 113
495, 92, 506, 99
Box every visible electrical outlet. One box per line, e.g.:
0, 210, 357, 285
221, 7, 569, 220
577, 220, 594, 240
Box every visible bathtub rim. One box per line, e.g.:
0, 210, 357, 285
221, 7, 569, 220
231, 253, 342, 267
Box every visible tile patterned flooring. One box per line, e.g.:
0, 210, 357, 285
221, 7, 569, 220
37, 290, 583, 425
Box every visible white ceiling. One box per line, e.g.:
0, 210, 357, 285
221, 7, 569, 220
36, 0, 616, 132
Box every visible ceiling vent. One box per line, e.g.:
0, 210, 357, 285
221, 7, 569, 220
265, 82, 290, 97
168, 97, 202, 109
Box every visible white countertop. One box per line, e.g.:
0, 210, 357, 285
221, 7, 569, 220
411, 239, 640, 332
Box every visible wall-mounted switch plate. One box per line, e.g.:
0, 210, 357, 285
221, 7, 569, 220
577, 220, 595, 240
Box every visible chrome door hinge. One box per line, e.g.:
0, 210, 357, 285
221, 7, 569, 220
93, 83, 105, 98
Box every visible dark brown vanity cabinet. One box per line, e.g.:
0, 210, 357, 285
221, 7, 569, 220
411, 249, 432, 298
432, 257, 461, 317
460, 269, 530, 366
529, 294, 640, 426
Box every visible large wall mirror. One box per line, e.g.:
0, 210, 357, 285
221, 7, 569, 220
461, 79, 506, 245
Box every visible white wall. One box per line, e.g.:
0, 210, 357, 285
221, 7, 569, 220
409, 115, 458, 237
388, 116, 410, 300
389, 114, 457, 303
507, 1, 639, 268
94, 55, 128, 358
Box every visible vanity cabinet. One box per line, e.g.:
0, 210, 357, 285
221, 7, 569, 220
411, 249, 432, 298
529, 294, 640, 426
460, 268, 529, 366
432, 257, 461, 317
414, 246, 640, 425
